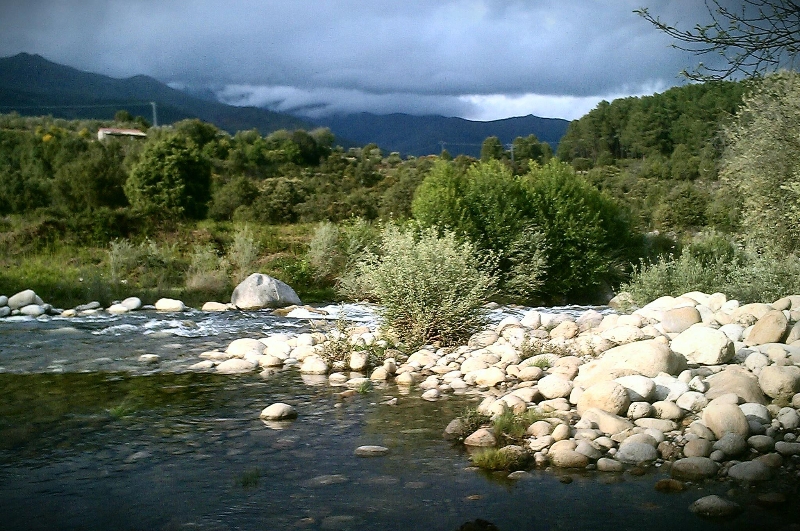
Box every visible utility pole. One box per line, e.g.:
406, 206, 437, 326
150, 101, 158, 127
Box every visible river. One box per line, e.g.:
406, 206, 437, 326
0, 306, 796, 530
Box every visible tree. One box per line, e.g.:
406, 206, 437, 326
124, 133, 211, 219
637, 1, 800, 80
719, 71, 800, 251
480, 136, 505, 161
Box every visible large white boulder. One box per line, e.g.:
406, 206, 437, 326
154, 298, 187, 312
671, 325, 734, 365
574, 339, 685, 388
758, 365, 800, 401
231, 273, 302, 310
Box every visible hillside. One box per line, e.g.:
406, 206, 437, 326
0, 53, 311, 134
316, 112, 569, 157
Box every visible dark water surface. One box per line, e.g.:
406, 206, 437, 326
0, 311, 798, 531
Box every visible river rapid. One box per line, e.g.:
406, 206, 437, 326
0, 305, 797, 531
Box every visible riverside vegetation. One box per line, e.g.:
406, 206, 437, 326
2, 73, 800, 328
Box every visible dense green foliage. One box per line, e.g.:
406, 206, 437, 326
720, 71, 800, 252
125, 132, 211, 220
412, 159, 636, 302
556, 81, 750, 236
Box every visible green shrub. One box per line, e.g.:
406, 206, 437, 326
492, 408, 545, 443
622, 239, 800, 305
339, 225, 496, 348
470, 447, 531, 471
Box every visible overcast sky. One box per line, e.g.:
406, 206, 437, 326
0, 1, 719, 121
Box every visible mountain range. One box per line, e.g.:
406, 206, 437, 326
0, 53, 570, 157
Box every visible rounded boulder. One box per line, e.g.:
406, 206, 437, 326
577, 381, 630, 416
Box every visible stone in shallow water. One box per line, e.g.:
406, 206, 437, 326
354, 445, 389, 457
260, 402, 297, 420
727, 460, 772, 482
671, 457, 720, 481
689, 495, 741, 518
138, 354, 160, 364
304, 474, 349, 487
216, 358, 257, 374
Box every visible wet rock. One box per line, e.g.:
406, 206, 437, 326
260, 402, 298, 420
121, 296, 142, 310
689, 495, 741, 518
354, 445, 389, 457
464, 428, 496, 447
727, 460, 772, 481
671, 457, 720, 481
655, 479, 686, 492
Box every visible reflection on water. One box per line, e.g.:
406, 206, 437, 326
0, 309, 798, 530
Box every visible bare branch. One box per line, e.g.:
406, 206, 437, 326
636, 1, 800, 80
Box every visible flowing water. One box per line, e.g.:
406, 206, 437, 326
0, 307, 797, 531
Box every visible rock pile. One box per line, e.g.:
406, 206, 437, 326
199, 290, 800, 499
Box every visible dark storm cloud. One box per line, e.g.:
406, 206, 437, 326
0, 1, 720, 119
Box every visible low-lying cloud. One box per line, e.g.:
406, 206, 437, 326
0, 1, 716, 120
